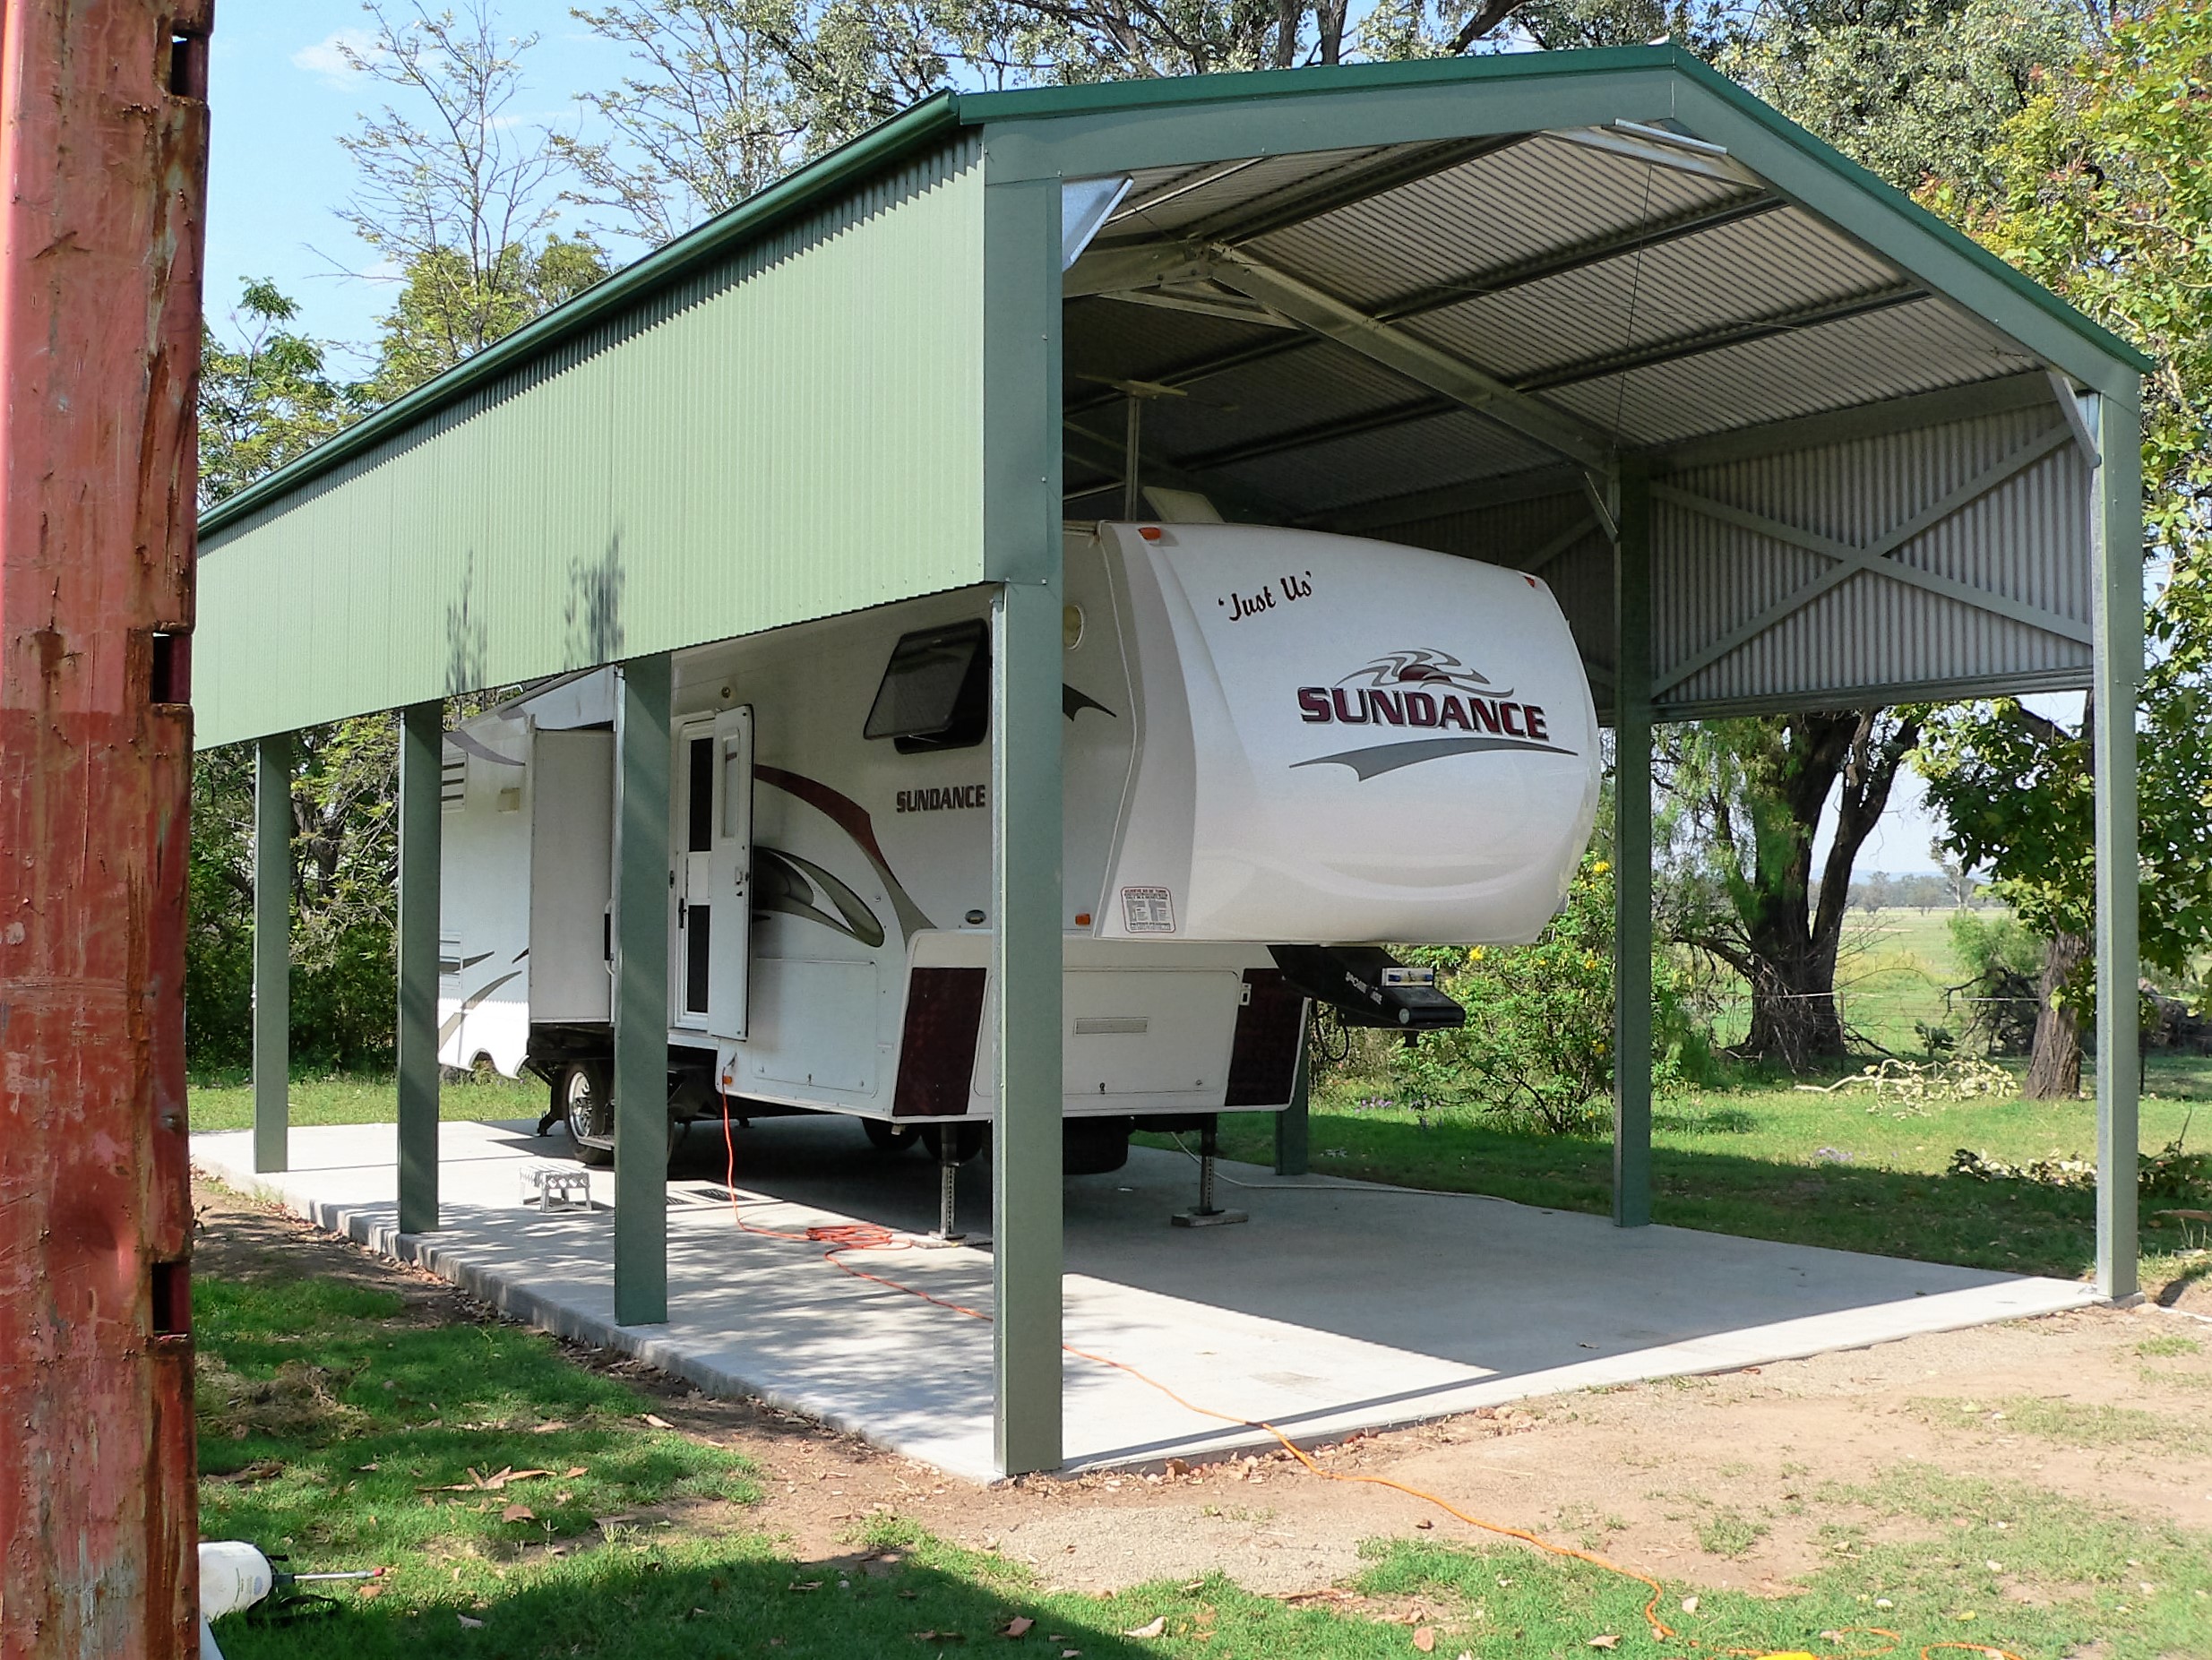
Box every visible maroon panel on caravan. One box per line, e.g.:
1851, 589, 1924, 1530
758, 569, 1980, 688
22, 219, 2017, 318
1225, 969, 1305, 1106
893, 967, 987, 1117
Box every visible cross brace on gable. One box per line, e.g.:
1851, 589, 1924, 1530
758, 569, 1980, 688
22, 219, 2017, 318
1648, 422, 2089, 698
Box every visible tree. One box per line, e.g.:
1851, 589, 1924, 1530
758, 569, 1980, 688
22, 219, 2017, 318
1659, 710, 1921, 1067
1914, 1, 2212, 1097
1637, 0, 2087, 1071
1714, 0, 2098, 198
564, 0, 813, 245
561, 0, 1667, 245
197, 280, 367, 506
335, 1, 607, 396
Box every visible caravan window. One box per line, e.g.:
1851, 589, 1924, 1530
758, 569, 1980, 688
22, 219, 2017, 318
864, 620, 989, 753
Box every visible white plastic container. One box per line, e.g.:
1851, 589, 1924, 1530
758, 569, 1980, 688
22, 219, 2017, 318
198, 1539, 274, 1619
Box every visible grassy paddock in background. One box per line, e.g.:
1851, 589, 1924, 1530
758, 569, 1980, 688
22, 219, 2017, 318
200, 1250, 2212, 1660
187, 1070, 545, 1132
1150, 1060, 2210, 1289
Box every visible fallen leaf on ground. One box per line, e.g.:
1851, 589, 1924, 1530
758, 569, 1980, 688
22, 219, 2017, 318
531, 1421, 565, 1433
564, 1466, 586, 1478
1681, 1597, 1700, 1614
787, 1580, 823, 1592
1002, 1617, 1035, 1637
643, 1414, 674, 1429
1413, 1627, 1436, 1652
1588, 1638, 1621, 1650
1122, 1617, 1166, 1638
457, 1614, 485, 1629
499, 1502, 534, 1523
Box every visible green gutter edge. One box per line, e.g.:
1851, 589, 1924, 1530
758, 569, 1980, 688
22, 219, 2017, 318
198, 90, 965, 540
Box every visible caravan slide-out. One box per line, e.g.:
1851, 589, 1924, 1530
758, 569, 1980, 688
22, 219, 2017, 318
437, 520, 1601, 1176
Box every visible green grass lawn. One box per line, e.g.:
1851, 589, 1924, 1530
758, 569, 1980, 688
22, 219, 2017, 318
188, 1071, 547, 1132
1153, 1058, 2212, 1294
199, 1253, 2212, 1660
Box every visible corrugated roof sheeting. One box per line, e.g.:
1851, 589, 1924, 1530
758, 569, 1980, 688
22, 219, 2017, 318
194, 140, 989, 747
1096, 147, 1385, 244
1244, 134, 1749, 310
1654, 405, 2094, 709
1212, 407, 1559, 517
1396, 208, 1907, 389
1542, 300, 2042, 448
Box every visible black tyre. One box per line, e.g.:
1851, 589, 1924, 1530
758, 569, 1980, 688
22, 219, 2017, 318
919, 1121, 987, 1165
556, 1058, 615, 1167
1063, 1116, 1133, 1175
861, 1117, 921, 1155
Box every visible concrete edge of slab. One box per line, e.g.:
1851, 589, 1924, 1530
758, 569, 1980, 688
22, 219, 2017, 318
194, 1142, 2115, 1486
194, 1159, 983, 1481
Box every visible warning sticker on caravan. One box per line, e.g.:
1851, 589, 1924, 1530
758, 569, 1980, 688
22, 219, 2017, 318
1120, 887, 1175, 934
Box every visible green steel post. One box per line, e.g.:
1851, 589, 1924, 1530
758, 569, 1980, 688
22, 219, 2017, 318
396, 701, 443, 1234
1274, 1023, 1310, 1176
1612, 464, 1654, 1229
2092, 384, 2143, 1303
253, 732, 291, 1174
991, 580, 1063, 1475
984, 168, 1064, 1477
614, 655, 672, 1326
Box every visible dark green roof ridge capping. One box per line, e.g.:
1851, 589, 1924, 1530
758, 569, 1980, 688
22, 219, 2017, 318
199, 46, 2152, 543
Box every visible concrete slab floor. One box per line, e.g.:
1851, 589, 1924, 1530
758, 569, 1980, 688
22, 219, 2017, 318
191, 1116, 2100, 1484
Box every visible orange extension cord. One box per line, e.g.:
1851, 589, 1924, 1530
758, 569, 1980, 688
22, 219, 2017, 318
717, 1102, 2022, 1660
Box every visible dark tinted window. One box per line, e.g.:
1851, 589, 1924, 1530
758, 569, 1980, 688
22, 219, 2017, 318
687, 736, 713, 852
865, 620, 990, 753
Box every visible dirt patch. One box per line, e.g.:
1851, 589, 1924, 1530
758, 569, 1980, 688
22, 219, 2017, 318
191, 1180, 2212, 1598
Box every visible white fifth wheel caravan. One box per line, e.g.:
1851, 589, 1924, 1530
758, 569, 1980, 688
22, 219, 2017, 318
437, 520, 1601, 1181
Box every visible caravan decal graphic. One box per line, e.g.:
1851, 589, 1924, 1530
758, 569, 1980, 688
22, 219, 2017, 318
754, 847, 887, 949
1293, 648, 1573, 778
753, 764, 933, 939
437, 970, 521, 1049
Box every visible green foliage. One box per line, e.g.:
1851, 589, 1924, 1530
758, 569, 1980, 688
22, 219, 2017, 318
1944, 907, 2042, 1055
369, 236, 612, 401
198, 280, 369, 505
1385, 855, 1710, 1131
1713, 0, 2090, 196
1913, 4, 2212, 1039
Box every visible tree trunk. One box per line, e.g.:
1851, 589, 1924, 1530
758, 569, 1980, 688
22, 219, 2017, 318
2025, 928, 2089, 1098
1732, 709, 1922, 1070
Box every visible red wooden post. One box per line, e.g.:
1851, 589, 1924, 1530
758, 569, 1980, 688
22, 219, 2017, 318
0, 4, 213, 1655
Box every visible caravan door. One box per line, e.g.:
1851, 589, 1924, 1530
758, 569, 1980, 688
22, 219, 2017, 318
674, 721, 716, 1028
708, 705, 753, 1041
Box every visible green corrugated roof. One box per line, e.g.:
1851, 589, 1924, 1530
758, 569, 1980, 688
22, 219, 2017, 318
198, 45, 2149, 543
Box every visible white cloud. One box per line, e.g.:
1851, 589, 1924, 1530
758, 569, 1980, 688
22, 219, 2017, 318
292, 28, 378, 86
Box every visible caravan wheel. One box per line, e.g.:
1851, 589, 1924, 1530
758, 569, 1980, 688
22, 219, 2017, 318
860, 1118, 920, 1155
557, 1059, 615, 1167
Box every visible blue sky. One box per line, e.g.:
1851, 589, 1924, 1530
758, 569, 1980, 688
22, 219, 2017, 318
205, 1, 624, 365
202, 0, 1957, 873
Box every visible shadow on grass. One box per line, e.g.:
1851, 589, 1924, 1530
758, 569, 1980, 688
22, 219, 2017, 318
210, 1548, 1169, 1660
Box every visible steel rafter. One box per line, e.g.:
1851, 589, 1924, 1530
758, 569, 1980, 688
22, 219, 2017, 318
1064, 191, 1780, 417
1205, 247, 1616, 470
1514, 285, 1925, 393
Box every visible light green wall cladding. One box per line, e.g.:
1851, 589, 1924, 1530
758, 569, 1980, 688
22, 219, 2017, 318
194, 140, 986, 747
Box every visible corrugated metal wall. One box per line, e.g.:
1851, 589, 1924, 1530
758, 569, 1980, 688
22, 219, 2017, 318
1652, 403, 2093, 713
1359, 401, 2095, 723
195, 138, 986, 747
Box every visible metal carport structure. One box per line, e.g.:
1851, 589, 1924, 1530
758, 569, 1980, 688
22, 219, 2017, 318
192, 44, 2150, 1479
